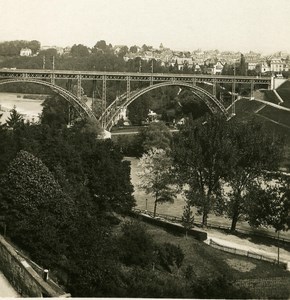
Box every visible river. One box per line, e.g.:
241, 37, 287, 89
0, 92, 45, 123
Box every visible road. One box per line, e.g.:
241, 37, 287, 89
0, 272, 19, 297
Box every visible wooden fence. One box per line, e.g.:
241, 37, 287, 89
209, 238, 288, 269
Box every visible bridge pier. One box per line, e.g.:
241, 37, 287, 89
212, 80, 217, 97
250, 80, 254, 98
231, 80, 236, 115
126, 76, 130, 101
77, 74, 82, 99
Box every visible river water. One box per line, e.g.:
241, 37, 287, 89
0, 92, 45, 123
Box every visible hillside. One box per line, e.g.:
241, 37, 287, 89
233, 87, 290, 171
276, 81, 290, 108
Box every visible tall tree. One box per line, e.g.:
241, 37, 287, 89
138, 148, 176, 217
239, 54, 247, 76
245, 177, 290, 231
0, 150, 75, 266
222, 118, 284, 231
172, 114, 234, 226
181, 198, 195, 238
6, 106, 24, 129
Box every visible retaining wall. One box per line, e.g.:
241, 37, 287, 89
0, 235, 70, 297
130, 210, 207, 241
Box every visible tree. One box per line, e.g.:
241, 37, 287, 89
70, 44, 90, 57
28, 40, 41, 54
129, 45, 138, 53
239, 54, 247, 76
138, 121, 172, 153
93, 40, 110, 53
0, 150, 75, 266
138, 148, 176, 217
156, 243, 184, 272
6, 106, 24, 129
181, 198, 195, 238
118, 46, 128, 57
118, 221, 155, 267
141, 44, 151, 52
245, 178, 290, 231
222, 118, 284, 231
172, 114, 234, 226
74, 137, 135, 213
40, 95, 70, 128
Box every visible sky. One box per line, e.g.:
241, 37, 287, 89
0, 0, 290, 54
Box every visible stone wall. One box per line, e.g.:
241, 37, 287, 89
0, 235, 70, 297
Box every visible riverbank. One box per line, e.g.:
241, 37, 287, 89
125, 156, 290, 242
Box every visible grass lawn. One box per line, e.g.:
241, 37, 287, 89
126, 218, 290, 299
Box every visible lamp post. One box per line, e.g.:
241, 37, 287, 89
277, 230, 280, 265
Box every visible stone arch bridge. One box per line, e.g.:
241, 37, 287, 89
0, 69, 273, 132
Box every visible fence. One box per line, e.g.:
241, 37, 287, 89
209, 238, 288, 269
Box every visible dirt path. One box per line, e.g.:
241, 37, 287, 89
205, 228, 290, 268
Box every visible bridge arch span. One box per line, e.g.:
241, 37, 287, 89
103, 81, 230, 131
0, 78, 97, 121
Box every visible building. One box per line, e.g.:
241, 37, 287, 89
171, 56, 194, 71
260, 61, 270, 74
204, 59, 224, 75
270, 58, 284, 73
20, 48, 32, 56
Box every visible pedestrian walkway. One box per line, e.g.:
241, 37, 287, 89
0, 272, 19, 297
205, 228, 290, 270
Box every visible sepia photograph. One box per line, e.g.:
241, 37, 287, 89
0, 0, 290, 298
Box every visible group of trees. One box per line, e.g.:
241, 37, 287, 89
2, 90, 288, 297
136, 115, 290, 233
0, 96, 136, 295
0, 97, 251, 298
0, 40, 40, 57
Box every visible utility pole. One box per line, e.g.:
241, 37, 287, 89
231, 60, 236, 116
52, 56, 55, 70
42, 56, 46, 69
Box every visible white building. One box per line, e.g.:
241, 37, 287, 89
20, 48, 32, 56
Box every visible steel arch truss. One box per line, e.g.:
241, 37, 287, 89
0, 78, 97, 121
101, 81, 230, 131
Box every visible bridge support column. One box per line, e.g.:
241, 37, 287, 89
126, 76, 130, 101
51, 73, 55, 85
66, 79, 72, 92
192, 78, 196, 86
212, 80, 217, 97
102, 76, 107, 127
77, 74, 82, 99
91, 79, 97, 112
231, 80, 236, 115
250, 80, 254, 98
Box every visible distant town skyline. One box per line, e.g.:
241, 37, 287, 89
1, 0, 290, 55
